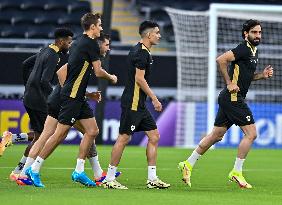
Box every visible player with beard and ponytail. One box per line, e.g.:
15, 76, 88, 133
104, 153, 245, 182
178, 19, 274, 189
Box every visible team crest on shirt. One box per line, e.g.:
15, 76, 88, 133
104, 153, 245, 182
131, 125, 135, 131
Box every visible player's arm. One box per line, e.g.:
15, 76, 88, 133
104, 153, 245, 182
253, 65, 273, 81
41, 54, 59, 95
22, 54, 37, 86
92, 60, 117, 84
135, 68, 162, 112
216, 50, 240, 93
56, 63, 68, 86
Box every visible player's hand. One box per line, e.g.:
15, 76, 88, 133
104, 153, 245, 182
227, 82, 240, 93
152, 97, 162, 112
85, 91, 101, 102
263, 65, 273, 79
110, 74, 118, 84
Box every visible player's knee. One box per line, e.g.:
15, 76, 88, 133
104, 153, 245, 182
246, 133, 257, 141
88, 128, 99, 138
117, 134, 131, 145
148, 133, 160, 144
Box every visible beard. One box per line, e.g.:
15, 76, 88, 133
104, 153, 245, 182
248, 36, 260, 46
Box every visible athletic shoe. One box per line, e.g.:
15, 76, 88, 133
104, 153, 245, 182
0, 131, 12, 156
146, 178, 170, 189
16, 176, 33, 186
178, 160, 192, 187
95, 171, 122, 186
71, 171, 96, 187
26, 167, 44, 188
228, 169, 252, 189
102, 179, 128, 189
9, 171, 19, 181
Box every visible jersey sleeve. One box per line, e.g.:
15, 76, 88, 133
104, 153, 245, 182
134, 49, 149, 70
231, 43, 249, 61
40, 52, 59, 95
22, 54, 37, 86
88, 40, 101, 62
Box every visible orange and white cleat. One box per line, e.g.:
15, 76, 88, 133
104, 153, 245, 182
0, 131, 12, 156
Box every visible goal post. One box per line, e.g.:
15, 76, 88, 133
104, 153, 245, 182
166, 4, 282, 148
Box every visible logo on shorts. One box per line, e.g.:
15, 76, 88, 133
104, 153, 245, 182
131, 125, 135, 131
71, 118, 76, 123
246, 116, 251, 122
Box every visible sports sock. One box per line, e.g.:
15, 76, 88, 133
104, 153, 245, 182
88, 155, 103, 179
75, 158, 85, 174
20, 157, 35, 177
105, 164, 117, 182
233, 157, 245, 172
148, 166, 157, 181
187, 150, 201, 167
31, 156, 44, 173
13, 156, 27, 174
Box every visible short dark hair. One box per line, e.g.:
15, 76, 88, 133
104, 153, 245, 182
242, 19, 261, 39
54, 28, 73, 39
139, 20, 159, 37
81, 13, 101, 31
97, 32, 110, 42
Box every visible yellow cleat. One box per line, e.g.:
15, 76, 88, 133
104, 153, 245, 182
228, 169, 252, 189
0, 131, 12, 156
147, 178, 170, 189
102, 179, 128, 190
178, 161, 192, 187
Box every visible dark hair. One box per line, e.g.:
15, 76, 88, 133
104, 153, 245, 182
242, 19, 261, 39
139, 20, 159, 36
54, 28, 73, 39
81, 13, 101, 31
97, 32, 110, 42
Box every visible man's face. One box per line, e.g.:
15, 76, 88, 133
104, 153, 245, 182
246, 25, 262, 46
92, 19, 103, 38
100, 39, 110, 57
60, 36, 73, 53
148, 27, 161, 45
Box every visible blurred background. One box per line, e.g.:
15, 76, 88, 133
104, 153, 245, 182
0, 0, 281, 148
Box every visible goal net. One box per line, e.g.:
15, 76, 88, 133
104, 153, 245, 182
166, 4, 282, 148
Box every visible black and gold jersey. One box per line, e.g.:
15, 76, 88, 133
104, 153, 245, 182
121, 42, 153, 111
23, 44, 60, 112
221, 40, 259, 101
60, 34, 100, 101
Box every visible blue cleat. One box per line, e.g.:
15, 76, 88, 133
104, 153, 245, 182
26, 167, 45, 188
71, 171, 96, 187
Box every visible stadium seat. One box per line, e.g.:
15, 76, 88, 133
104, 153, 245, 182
0, 12, 13, 26
12, 14, 36, 26
0, 0, 22, 12
57, 14, 81, 27
1, 26, 26, 38
68, 1, 91, 14
20, 0, 45, 12
25, 26, 55, 39
44, 1, 69, 13
34, 12, 63, 26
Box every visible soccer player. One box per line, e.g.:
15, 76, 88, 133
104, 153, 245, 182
6, 28, 73, 180
0, 54, 46, 157
178, 19, 273, 189
16, 33, 120, 186
26, 13, 117, 188
102, 21, 170, 189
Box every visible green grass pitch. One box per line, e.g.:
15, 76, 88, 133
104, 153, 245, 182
1, 145, 282, 205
